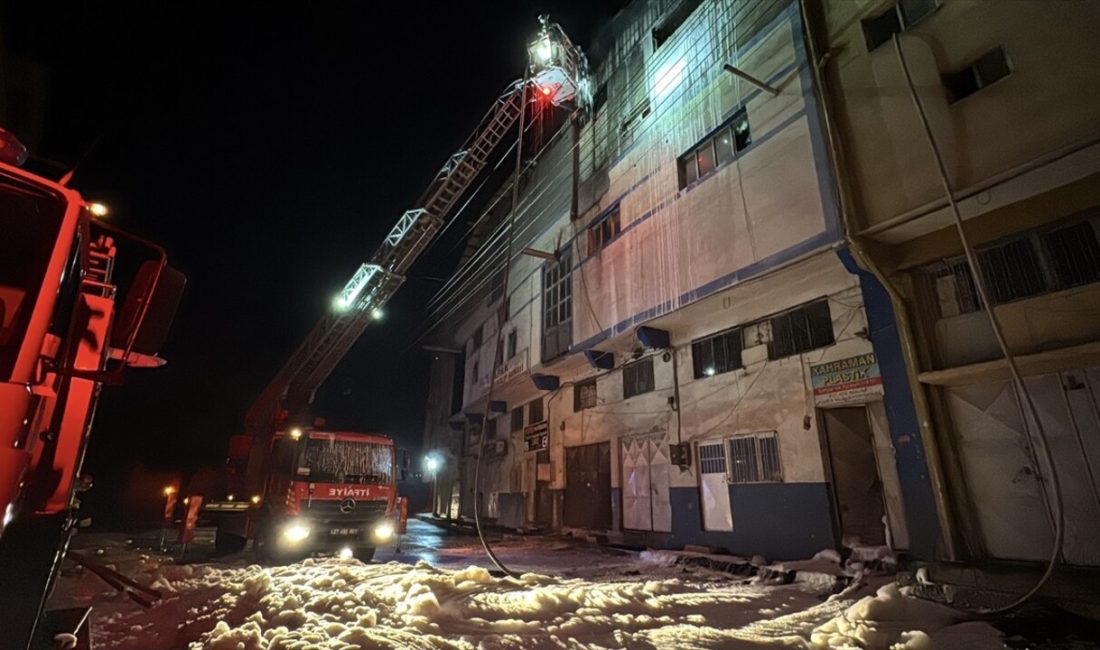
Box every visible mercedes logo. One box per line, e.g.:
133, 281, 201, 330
339, 497, 357, 513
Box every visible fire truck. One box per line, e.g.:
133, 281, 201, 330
0, 129, 185, 646
201, 16, 588, 562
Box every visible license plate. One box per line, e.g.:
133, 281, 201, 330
329, 527, 360, 537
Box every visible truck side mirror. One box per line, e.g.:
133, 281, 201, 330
111, 262, 186, 356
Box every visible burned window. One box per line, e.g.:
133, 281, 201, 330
622, 357, 655, 399
692, 327, 743, 379
574, 378, 598, 411
653, 0, 704, 49
678, 108, 750, 189
587, 206, 622, 257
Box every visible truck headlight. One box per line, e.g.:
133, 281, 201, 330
373, 522, 395, 541
282, 521, 312, 544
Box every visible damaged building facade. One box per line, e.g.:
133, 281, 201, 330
805, 0, 1100, 584
422, 0, 942, 561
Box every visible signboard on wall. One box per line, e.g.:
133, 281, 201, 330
810, 353, 883, 407
524, 421, 549, 452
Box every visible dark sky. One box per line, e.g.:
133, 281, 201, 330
3, 0, 622, 519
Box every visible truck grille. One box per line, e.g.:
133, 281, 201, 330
302, 498, 388, 521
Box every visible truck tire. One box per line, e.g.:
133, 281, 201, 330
353, 546, 375, 562
214, 528, 247, 556
0, 512, 71, 649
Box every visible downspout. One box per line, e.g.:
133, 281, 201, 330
797, 0, 958, 560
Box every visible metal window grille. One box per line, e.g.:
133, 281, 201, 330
622, 357, 655, 398
1044, 221, 1100, 289
528, 397, 545, 424
978, 237, 1046, 304
728, 433, 782, 484
766, 300, 834, 360
697, 442, 727, 475
574, 379, 597, 411
929, 260, 982, 317
691, 327, 742, 378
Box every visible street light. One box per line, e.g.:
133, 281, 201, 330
424, 455, 442, 517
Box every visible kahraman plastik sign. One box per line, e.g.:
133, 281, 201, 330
810, 352, 883, 406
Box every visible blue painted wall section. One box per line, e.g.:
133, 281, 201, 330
836, 247, 941, 559
620, 484, 836, 561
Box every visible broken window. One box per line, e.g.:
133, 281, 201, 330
574, 378, 598, 411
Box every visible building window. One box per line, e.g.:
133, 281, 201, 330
653, 0, 704, 49
1044, 221, 1100, 288
541, 249, 572, 362
574, 378, 598, 411
943, 47, 1012, 103
728, 432, 782, 483
471, 324, 483, 350
507, 329, 518, 359
587, 205, 622, 257
528, 398, 545, 424
622, 357, 655, 399
511, 406, 525, 432
485, 418, 497, 440
697, 441, 727, 475
924, 217, 1100, 318
979, 237, 1045, 304
471, 359, 479, 383
678, 108, 751, 190
592, 82, 608, 115
929, 260, 982, 317
861, 0, 940, 52
765, 300, 835, 360
692, 327, 743, 379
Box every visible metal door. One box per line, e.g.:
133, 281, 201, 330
697, 441, 733, 531
821, 407, 887, 546
622, 438, 672, 532
564, 442, 611, 529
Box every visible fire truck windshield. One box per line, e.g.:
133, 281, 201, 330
298, 437, 394, 485
0, 177, 66, 379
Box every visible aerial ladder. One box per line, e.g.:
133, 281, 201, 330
236, 17, 589, 497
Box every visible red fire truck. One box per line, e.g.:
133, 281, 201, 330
0, 129, 185, 646
206, 429, 401, 562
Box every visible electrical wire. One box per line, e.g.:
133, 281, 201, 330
470, 75, 534, 580
893, 34, 1066, 613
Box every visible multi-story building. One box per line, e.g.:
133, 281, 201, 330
422, 0, 942, 561
807, 0, 1100, 585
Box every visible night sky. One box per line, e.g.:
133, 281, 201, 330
2, 0, 621, 524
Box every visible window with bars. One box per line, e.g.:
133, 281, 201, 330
728, 433, 782, 484
528, 398, 545, 424
622, 357, 655, 399
697, 441, 727, 475
587, 205, 622, 257
541, 249, 572, 362
764, 300, 835, 360
678, 108, 751, 189
574, 378, 597, 411
692, 327, 743, 379
924, 216, 1100, 318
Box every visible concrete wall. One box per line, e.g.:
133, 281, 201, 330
821, 0, 1100, 232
